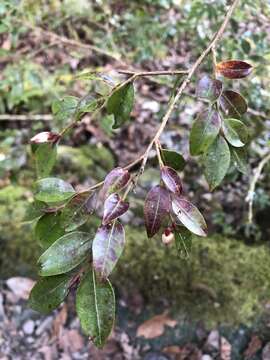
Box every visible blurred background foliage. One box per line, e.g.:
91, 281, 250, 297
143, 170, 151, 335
0, 0, 270, 327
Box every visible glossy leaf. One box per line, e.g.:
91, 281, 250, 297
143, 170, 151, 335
101, 167, 130, 200
35, 213, 65, 249
196, 75, 223, 102
174, 228, 192, 259
161, 166, 182, 194
171, 196, 207, 237
230, 146, 249, 174
34, 177, 75, 203
29, 274, 70, 314
190, 109, 222, 156
161, 149, 186, 171
219, 90, 247, 118
107, 82, 134, 128
52, 96, 79, 125
38, 232, 92, 276
60, 193, 94, 232
76, 269, 115, 348
216, 60, 253, 79
35, 143, 57, 178
144, 185, 170, 238
93, 221, 125, 278
203, 135, 231, 191
102, 193, 129, 225
222, 118, 249, 147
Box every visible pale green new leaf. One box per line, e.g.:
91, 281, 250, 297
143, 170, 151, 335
222, 118, 249, 147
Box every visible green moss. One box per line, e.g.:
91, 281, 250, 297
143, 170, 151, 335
113, 227, 270, 325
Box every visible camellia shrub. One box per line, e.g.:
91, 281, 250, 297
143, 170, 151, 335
27, 0, 253, 348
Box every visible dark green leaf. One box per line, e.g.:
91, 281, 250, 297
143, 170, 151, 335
76, 269, 115, 348
196, 75, 223, 102
222, 118, 249, 147
38, 232, 92, 276
203, 135, 231, 190
35, 213, 65, 249
35, 143, 57, 178
107, 82, 134, 128
23, 200, 47, 222
174, 228, 192, 259
230, 146, 249, 174
219, 90, 247, 118
161, 149, 186, 171
34, 178, 75, 203
171, 196, 207, 237
52, 96, 79, 125
190, 109, 221, 156
29, 274, 71, 314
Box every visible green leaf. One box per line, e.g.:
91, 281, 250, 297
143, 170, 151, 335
161, 149, 186, 171
174, 228, 192, 259
190, 109, 221, 156
35, 213, 65, 249
75, 95, 104, 121
35, 143, 57, 178
34, 177, 75, 203
107, 82, 134, 128
230, 146, 249, 174
203, 135, 231, 191
23, 200, 47, 222
76, 269, 115, 348
52, 96, 79, 125
29, 274, 71, 314
222, 118, 249, 148
100, 115, 115, 137
38, 232, 92, 276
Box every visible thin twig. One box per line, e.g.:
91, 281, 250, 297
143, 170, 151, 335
118, 69, 188, 76
246, 152, 270, 224
0, 114, 53, 121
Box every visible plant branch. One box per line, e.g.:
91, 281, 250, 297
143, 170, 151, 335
118, 69, 188, 76
246, 152, 270, 224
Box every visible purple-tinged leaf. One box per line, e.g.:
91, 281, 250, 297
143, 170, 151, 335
93, 221, 125, 279
216, 60, 253, 79
196, 75, 223, 102
161, 166, 182, 195
219, 90, 247, 118
101, 167, 130, 200
144, 185, 170, 238
171, 196, 207, 237
102, 193, 129, 225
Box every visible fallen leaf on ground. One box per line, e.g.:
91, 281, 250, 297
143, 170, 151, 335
6, 277, 35, 300
53, 305, 68, 337
136, 311, 177, 339
244, 335, 262, 358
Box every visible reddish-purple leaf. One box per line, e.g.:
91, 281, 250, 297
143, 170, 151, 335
101, 167, 130, 199
102, 193, 129, 225
144, 185, 170, 238
219, 90, 247, 118
216, 60, 252, 79
161, 166, 182, 195
30, 131, 60, 144
196, 75, 223, 102
92, 221, 125, 278
171, 196, 207, 237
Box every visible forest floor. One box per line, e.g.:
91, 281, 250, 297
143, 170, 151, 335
1, 277, 270, 360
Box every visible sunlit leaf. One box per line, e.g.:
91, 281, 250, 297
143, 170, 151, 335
144, 185, 170, 238
34, 177, 75, 203
107, 82, 134, 128
38, 232, 92, 276
219, 90, 247, 118
29, 274, 71, 314
93, 221, 125, 278
174, 227, 192, 259
196, 75, 223, 102
190, 109, 221, 156
160, 166, 182, 194
76, 269, 115, 348
161, 149, 186, 171
216, 60, 253, 79
101, 167, 130, 200
222, 118, 249, 147
171, 196, 207, 237
203, 135, 230, 191
102, 193, 129, 225
35, 213, 65, 249
230, 146, 249, 174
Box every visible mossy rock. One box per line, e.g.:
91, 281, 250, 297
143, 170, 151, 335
113, 227, 270, 326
